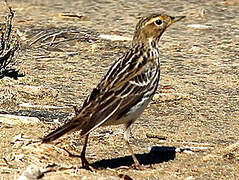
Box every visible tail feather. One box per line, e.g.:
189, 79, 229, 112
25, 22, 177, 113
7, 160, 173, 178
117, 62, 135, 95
42, 120, 78, 143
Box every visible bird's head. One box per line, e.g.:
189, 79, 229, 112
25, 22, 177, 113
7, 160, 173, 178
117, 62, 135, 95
132, 14, 185, 48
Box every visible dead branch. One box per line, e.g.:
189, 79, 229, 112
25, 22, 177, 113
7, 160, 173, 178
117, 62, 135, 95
0, 6, 21, 79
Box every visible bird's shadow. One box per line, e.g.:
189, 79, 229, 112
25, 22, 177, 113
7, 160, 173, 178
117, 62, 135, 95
92, 146, 176, 169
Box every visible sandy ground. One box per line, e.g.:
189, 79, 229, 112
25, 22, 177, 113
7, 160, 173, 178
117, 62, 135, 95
0, 0, 239, 179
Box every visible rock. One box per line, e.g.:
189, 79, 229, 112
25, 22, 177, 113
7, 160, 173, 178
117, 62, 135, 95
99, 34, 132, 41
188, 46, 202, 53
19, 103, 72, 110
17, 85, 58, 97
0, 77, 58, 108
17, 164, 43, 180
222, 0, 239, 6
0, 114, 40, 125
153, 92, 189, 102
187, 24, 211, 30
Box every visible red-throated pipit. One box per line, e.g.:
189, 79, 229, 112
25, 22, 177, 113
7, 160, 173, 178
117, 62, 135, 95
42, 14, 185, 170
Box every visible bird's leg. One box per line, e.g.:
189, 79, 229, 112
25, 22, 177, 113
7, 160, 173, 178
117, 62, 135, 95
124, 122, 142, 169
73, 105, 81, 115
80, 134, 94, 171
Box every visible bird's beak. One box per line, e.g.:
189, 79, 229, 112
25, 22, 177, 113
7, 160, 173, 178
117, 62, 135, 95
171, 16, 186, 23
168, 16, 186, 26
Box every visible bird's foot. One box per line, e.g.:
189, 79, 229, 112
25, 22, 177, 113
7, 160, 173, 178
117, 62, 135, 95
62, 148, 81, 158
62, 148, 96, 171
131, 163, 153, 170
80, 155, 96, 171
73, 105, 81, 115
131, 163, 144, 170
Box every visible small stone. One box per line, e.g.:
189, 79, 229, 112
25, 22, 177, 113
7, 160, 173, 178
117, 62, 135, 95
188, 46, 202, 53
202, 154, 219, 162
187, 24, 211, 30
19, 103, 72, 110
0, 114, 40, 125
185, 176, 195, 180
99, 34, 132, 41
17, 164, 43, 180
153, 93, 189, 102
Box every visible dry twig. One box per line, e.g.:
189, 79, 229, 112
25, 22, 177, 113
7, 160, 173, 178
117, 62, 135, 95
0, 6, 21, 79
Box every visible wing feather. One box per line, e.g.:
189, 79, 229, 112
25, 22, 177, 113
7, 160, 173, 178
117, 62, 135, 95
77, 47, 160, 135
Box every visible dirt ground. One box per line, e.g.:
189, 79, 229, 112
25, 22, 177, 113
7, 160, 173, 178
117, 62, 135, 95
0, 0, 239, 179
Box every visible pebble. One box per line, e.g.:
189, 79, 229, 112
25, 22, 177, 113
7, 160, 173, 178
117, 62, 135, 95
0, 114, 40, 125
99, 34, 132, 41
19, 103, 72, 110
187, 24, 211, 30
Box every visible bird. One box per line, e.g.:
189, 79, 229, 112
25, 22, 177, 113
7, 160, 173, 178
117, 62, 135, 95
42, 13, 185, 170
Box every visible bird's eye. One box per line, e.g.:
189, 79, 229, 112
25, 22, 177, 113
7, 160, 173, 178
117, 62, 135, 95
155, 19, 162, 26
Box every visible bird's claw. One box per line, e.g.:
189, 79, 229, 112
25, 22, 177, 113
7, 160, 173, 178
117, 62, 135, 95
131, 163, 153, 170
80, 155, 97, 171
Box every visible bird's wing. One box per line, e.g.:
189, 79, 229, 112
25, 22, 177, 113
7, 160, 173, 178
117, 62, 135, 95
79, 47, 160, 135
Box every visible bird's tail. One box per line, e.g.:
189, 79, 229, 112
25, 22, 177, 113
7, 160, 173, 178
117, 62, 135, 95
42, 118, 80, 143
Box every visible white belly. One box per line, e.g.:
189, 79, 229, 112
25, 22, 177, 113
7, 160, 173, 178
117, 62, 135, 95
104, 96, 152, 126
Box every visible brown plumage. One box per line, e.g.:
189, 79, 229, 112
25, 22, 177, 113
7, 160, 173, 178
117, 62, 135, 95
42, 14, 185, 170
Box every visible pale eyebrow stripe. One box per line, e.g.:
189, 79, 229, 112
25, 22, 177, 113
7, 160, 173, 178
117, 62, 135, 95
145, 17, 160, 26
